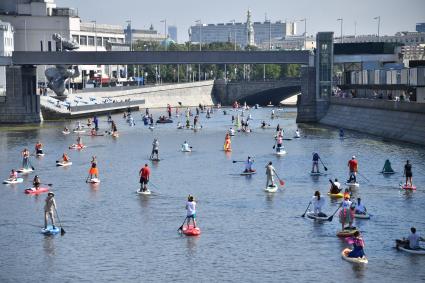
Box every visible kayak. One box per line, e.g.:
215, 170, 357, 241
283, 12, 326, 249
137, 189, 152, 195
88, 178, 100, 184
400, 184, 416, 190
25, 187, 49, 195
69, 144, 86, 150
62, 131, 70, 135
310, 172, 323, 176
56, 161, 72, 167
341, 248, 368, 264
328, 192, 344, 198
241, 170, 256, 176
182, 224, 201, 236
306, 211, 329, 221
337, 227, 358, 237
17, 168, 33, 174
354, 213, 371, 219
345, 182, 359, 188
41, 225, 60, 235
264, 185, 278, 193
3, 178, 24, 184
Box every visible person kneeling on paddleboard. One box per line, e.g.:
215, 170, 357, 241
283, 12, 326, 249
329, 178, 341, 194
61, 153, 70, 164
8, 169, 18, 181
33, 175, 41, 191
35, 141, 43, 155
186, 195, 197, 229
355, 198, 367, 215
346, 231, 365, 258
265, 162, 277, 187
339, 196, 354, 231
244, 156, 255, 173
404, 160, 413, 187
44, 192, 57, 230
139, 164, 150, 192
312, 191, 326, 217
396, 227, 425, 250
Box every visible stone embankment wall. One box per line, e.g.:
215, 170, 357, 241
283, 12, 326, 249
320, 97, 425, 146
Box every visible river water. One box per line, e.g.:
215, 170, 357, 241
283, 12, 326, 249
0, 107, 424, 282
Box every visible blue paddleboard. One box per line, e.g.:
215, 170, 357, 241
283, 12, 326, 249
41, 225, 60, 235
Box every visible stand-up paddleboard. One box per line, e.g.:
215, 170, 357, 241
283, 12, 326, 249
396, 241, 425, 255
400, 184, 416, 190
182, 224, 201, 236
264, 184, 278, 193
137, 189, 151, 195
112, 133, 119, 138
56, 161, 72, 167
69, 144, 86, 150
73, 129, 86, 133
275, 148, 286, 156
306, 211, 329, 221
41, 225, 60, 235
381, 171, 395, 175
181, 148, 192, 152
341, 248, 368, 264
62, 131, 70, 135
240, 170, 256, 176
36, 153, 45, 157
17, 168, 34, 174
24, 187, 49, 195
345, 182, 359, 188
150, 157, 161, 162
310, 172, 323, 176
354, 213, 371, 219
327, 192, 344, 198
3, 178, 24, 184
88, 178, 100, 184
337, 227, 358, 237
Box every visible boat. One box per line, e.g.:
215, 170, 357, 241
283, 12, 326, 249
341, 248, 368, 264
327, 192, 344, 198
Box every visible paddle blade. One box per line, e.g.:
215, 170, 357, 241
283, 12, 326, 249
232, 160, 237, 163
327, 215, 334, 222
177, 225, 183, 233
60, 227, 66, 235
272, 145, 276, 149
279, 180, 285, 186
324, 167, 328, 171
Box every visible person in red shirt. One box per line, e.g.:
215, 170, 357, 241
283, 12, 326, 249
139, 164, 151, 192
347, 156, 358, 183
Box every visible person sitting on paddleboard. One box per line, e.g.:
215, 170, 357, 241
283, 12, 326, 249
186, 195, 197, 228
265, 162, 277, 187
33, 175, 41, 191
44, 192, 57, 230
89, 156, 98, 179
312, 152, 320, 173
339, 195, 354, 231
139, 164, 150, 192
21, 148, 30, 169
61, 153, 70, 164
151, 138, 159, 159
355, 198, 367, 215
244, 157, 255, 173
182, 141, 190, 152
347, 156, 358, 183
8, 169, 18, 181
382, 159, 394, 173
35, 141, 43, 155
312, 191, 326, 217
404, 160, 413, 187
329, 178, 341, 194
396, 227, 425, 250
346, 231, 365, 258
63, 126, 69, 133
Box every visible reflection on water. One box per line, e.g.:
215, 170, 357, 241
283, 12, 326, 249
43, 235, 56, 257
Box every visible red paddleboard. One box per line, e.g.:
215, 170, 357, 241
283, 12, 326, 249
25, 187, 49, 195
182, 224, 201, 236
401, 184, 416, 190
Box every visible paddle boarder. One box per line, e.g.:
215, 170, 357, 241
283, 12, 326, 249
8, 169, 18, 182
35, 141, 43, 155
89, 156, 98, 180
76, 135, 83, 147
139, 164, 150, 192
21, 148, 30, 169
185, 195, 197, 228
347, 156, 358, 183
403, 160, 413, 187
244, 156, 255, 173
312, 191, 326, 216
150, 138, 159, 160
312, 152, 321, 173
346, 231, 366, 258
329, 178, 341, 194
382, 159, 394, 173
93, 115, 99, 130
44, 192, 57, 230
32, 175, 41, 191
339, 195, 354, 231
182, 141, 191, 152
355, 198, 367, 215
396, 227, 424, 250
265, 162, 277, 187
60, 153, 70, 164
224, 133, 231, 152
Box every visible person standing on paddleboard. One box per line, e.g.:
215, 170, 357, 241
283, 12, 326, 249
347, 156, 358, 183
93, 115, 99, 130
35, 141, 43, 155
151, 138, 159, 160
312, 152, 321, 173
312, 191, 326, 216
89, 156, 99, 180
339, 196, 354, 231
244, 157, 254, 173
186, 195, 197, 228
76, 135, 83, 147
44, 192, 57, 230
404, 160, 413, 187
139, 164, 150, 192
265, 162, 277, 187
21, 148, 30, 169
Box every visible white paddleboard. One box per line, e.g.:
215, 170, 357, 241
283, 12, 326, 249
3, 178, 24, 184
306, 211, 329, 221
264, 185, 278, 193
341, 248, 368, 264
56, 161, 72, 167
137, 189, 152, 195
73, 130, 86, 133
36, 153, 45, 157
62, 131, 70, 135
17, 168, 33, 174
397, 246, 425, 255
88, 178, 100, 184
275, 149, 287, 156
346, 182, 359, 188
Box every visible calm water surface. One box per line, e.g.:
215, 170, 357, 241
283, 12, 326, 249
0, 107, 424, 282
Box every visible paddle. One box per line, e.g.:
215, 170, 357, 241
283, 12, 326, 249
272, 139, 277, 149
319, 158, 328, 171
274, 171, 285, 186
41, 183, 53, 186
232, 160, 244, 163
327, 203, 342, 222
85, 174, 91, 183
54, 206, 66, 235
358, 171, 370, 182
28, 159, 35, 171
301, 202, 312, 217
177, 216, 188, 233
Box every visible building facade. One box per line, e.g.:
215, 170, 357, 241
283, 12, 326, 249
125, 24, 166, 45
416, 23, 425, 33
0, 20, 14, 92
168, 25, 177, 42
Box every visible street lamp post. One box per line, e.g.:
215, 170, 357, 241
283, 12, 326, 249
337, 18, 343, 43
126, 20, 132, 51
374, 16, 381, 41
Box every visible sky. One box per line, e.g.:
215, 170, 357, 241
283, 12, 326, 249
57, 0, 425, 42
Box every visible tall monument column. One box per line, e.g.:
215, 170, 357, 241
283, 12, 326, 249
246, 9, 255, 46
0, 65, 42, 123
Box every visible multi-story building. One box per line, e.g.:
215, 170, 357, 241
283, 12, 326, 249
0, 20, 13, 93
168, 25, 177, 42
259, 35, 316, 50
339, 32, 425, 45
124, 24, 166, 46
189, 9, 296, 48
416, 23, 425, 33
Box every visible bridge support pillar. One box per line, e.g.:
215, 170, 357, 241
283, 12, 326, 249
0, 65, 42, 123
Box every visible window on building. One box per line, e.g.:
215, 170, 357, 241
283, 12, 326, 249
88, 36, 95, 46
103, 38, 110, 46
117, 38, 124, 43
96, 37, 102, 47
72, 35, 79, 44
110, 38, 117, 43
80, 36, 87, 45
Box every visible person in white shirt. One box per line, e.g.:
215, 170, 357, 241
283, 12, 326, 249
185, 195, 197, 228
265, 162, 276, 187
397, 227, 425, 250
312, 191, 326, 216
182, 141, 191, 152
